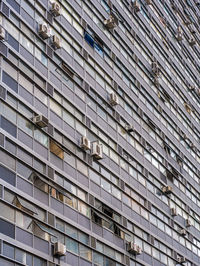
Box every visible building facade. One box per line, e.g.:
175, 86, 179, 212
0, 0, 200, 265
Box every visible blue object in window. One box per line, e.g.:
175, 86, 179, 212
84, 32, 94, 48
94, 43, 104, 57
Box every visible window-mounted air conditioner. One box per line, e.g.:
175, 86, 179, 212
162, 186, 173, 194
54, 242, 66, 256
80, 136, 91, 151
33, 115, 48, 128
38, 23, 50, 39
125, 124, 134, 133
52, 35, 61, 49
104, 15, 118, 30
184, 18, 192, 26
184, 103, 192, 114
152, 61, 160, 76
180, 229, 186, 236
195, 0, 200, 6
109, 92, 119, 106
0, 26, 5, 40
91, 142, 103, 159
176, 26, 183, 41
133, 0, 141, 12
51, 2, 61, 17
186, 219, 191, 227
188, 85, 195, 91
171, 208, 177, 217
196, 88, 200, 96
177, 256, 186, 264
128, 242, 142, 255
189, 37, 196, 46
145, 0, 152, 5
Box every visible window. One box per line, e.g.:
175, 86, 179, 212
29, 172, 49, 193
0, 202, 14, 222
93, 252, 104, 266
18, 116, 33, 136
80, 245, 92, 261
84, 30, 104, 57
12, 196, 37, 216
34, 129, 48, 147
28, 221, 53, 241
78, 201, 90, 217
66, 237, 78, 254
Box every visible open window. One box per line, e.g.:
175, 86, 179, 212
61, 62, 74, 78
147, 118, 157, 130
166, 170, 174, 182
91, 210, 103, 226
12, 196, 38, 216
28, 220, 56, 241
102, 205, 113, 218
50, 187, 64, 202
163, 142, 171, 155
28, 172, 49, 193
176, 155, 183, 166
112, 224, 125, 238
50, 140, 64, 159
84, 28, 104, 57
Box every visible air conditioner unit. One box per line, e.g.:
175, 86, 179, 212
52, 35, 61, 49
184, 103, 191, 114
189, 37, 196, 46
171, 1, 178, 12
162, 186, 173, 194
125, 124, 134, 133
177, 257, 186, 264
54, 242, 66, 256
186, 219, 191, 227
176, 32, 183, 41
33, 115, 48, 128
109, 92, 119, 106
188, 85, 195, 91
128, 242, 142, 255
171, 208, 177, 216
104, 15, 118, 29
145, 0, 152, 5
152, 62, 160, 76
38, 23, 50, 39
51, 2, 61, 16
91, 142, 103, 159
196, 88, 200, 96
154, 77, 159, 87
195, 0, 200, 6
180, 229, 187, 236
184, 18, 191, 25
176, 26, 183, 41
0, 26, 5, 40
190, 143, 195, 150
80, 136, 91, 150
133, 0, 141, 12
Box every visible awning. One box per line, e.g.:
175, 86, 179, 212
28, 220, 56, 237
28, 172, 49, 185
13, 196, 38, 215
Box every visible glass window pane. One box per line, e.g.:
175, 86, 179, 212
0, 202, 14, 222
3, 243, 15, 259
18, 116, 34, 136
15, 249, 26, 264
66, 237, 78, 254
79, 245, 92, 261
34, 129, 48, 147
